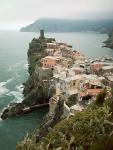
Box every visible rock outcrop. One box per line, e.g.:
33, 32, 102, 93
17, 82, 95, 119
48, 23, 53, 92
103, 30, 113, 49
1, 34, 56, 119
36, 96, 64, 143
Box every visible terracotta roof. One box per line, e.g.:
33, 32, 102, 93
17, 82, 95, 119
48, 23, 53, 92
80, 89, 103, 97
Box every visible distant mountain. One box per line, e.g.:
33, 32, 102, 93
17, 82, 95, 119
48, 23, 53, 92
20, 18, 113, 33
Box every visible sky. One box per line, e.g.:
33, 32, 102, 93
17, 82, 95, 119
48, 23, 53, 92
0, 0, 113, 30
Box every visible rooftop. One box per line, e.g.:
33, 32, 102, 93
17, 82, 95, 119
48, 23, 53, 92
63, 75, 83, 82
43, 56, 60, 60
80, 88, 103, 97
87, 89, 103, 96
71, 67, 84, 71
107, 76, 113, 81
102, 66, 113, 70
47, 42, 57, 45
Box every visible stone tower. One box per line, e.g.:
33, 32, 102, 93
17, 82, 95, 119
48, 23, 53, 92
39, 29, 44, 39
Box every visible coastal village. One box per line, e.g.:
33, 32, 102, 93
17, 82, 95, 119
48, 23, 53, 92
1, 30, 113, 120
3, 30, 113, 150
39, 31, 113, 117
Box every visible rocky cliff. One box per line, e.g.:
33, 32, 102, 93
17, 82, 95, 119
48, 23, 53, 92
1, 35, 56, 119
22, 37, 55, 106
103, 30, 113, 49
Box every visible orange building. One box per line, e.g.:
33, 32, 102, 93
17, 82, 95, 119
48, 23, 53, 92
87, 89, 103, 96
42, 56, 60, 69
79, 88, 103, 101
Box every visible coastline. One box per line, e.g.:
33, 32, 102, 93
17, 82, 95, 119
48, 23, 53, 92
0, 29, 113, 149
103, 30, 113, 49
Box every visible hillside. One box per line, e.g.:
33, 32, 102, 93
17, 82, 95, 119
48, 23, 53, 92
17, 98, 113, 150
20, 18, 113, 33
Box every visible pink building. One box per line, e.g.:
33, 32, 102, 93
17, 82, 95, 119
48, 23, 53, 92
91, 63, 103, 74
42, 56, 60, 69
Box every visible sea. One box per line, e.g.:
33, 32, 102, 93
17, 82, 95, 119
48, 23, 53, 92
0, 30, 113, 150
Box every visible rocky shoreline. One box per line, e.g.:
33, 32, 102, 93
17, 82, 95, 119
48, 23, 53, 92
1, 31, 55, 120
1, 30, 113, 150
103, 30, 113, 49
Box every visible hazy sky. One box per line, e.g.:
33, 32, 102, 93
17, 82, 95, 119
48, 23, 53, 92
0, 0, 113, 29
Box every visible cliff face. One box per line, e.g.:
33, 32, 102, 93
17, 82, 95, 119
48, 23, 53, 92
103, 30, 113, 49
1, 36, 56, 119
22, 37, 55, 106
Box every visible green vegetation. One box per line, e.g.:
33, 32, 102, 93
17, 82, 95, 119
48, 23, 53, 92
28, 38, 47, 74
28, 37, 55, 74
66, 94, 78, 107
17, 98, 113, 150
95, 88, 107, 105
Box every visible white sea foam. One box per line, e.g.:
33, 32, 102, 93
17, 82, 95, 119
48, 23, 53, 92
7, 84, 24, 103
6, 78, 13, 84
0, 82, 9, 96
15, 84, 24, 92
0, 116, 3, 122
7, 91, 23, 103
24, 63, 29, 69
0, 78, 13, 96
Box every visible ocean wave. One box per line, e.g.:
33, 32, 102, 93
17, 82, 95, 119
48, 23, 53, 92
15, 84, 24, 92
7, 84, 24, 103
6, 78, 13, 84
0, 115, 3, 122
7, 91, 23, 103
0, 78, 13, 96
0, 84, 24, 118
0, 82, 9, 96
24, 63, 29, 69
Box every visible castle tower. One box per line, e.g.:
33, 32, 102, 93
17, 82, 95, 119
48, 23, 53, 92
39, 29, 44, 39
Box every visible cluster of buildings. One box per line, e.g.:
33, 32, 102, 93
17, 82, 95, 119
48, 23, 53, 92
40, 40, 113, 117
